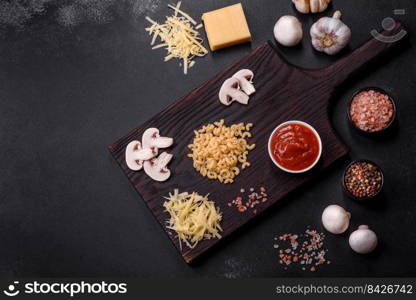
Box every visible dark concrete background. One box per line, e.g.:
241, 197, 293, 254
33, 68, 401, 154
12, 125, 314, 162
0, 0, 415, 277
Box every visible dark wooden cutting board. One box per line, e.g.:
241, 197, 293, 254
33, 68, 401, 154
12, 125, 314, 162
109, 24, 406, 263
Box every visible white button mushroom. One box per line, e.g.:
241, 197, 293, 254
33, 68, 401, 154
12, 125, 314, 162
349, 225, 378, 254
232, 69, 255, 96
273, 15, 303, 47
142, 128, 174, 150
219, 77, 249, 106
144, 152, 173, 182
321, 204, 351, 234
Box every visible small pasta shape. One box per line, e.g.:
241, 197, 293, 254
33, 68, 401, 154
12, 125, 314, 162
232, 167, 240, 175
242, 162, 250, 169
187, 119, 255, 184
207, 171, 217, 179
246, 143, 256, 150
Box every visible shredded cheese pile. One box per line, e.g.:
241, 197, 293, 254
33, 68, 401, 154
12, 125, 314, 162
188, 119, 255, 184
145, 1, 208, 74
163, 190, 222, 249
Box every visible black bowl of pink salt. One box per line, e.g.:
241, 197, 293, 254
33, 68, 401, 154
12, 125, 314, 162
342, 160, 384, 201
348, 87, 396, 134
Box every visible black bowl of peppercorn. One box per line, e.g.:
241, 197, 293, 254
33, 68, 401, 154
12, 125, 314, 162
342, 160, 384, 201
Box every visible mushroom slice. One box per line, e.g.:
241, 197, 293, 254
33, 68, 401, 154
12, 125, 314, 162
144, 152, 173, 182
232, 69, 255, 95
219, 77, 249, 106
134, 147, 157, 161
142, 128, 174, 149
125, 140, 146, 171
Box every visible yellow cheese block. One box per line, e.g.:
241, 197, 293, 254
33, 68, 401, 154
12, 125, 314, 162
202, 3, 252, 51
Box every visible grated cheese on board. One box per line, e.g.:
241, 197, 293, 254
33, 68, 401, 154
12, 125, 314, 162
145, 1, 208, 74
163, 189, 222, 249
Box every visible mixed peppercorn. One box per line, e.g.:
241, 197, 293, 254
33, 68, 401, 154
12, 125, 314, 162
344, 161, 383, 198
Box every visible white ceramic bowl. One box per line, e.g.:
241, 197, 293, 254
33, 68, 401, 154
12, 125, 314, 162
267, 120, 322, 174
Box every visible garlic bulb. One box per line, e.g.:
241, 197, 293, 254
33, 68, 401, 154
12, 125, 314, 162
292, 0, 331, 14
310, 11, 351, 55
321, 204, 351, 234
274, 15, 303, 47
349, 225, 378, 254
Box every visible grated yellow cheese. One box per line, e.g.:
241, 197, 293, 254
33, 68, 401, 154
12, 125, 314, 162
163, 190, 222, 249
145, 2, 208, 74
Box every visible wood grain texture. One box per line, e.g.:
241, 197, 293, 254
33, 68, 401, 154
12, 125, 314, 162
109, 23, 406, 263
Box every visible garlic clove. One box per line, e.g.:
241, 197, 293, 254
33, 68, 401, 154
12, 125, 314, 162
349, 225, 378, 254
310, 0, 320, 13
321, 204, 351, 234
292, 0, 310, 14
292, 0, 331, 14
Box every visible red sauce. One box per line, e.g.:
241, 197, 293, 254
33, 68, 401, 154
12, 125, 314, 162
270, 123, 320, 171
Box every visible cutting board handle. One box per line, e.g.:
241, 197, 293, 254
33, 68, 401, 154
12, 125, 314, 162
322, 22, 407, 89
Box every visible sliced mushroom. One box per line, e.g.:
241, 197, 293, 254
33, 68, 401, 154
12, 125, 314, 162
125, 140, 158, 171
142, 128, 174, 150
232, 69, 255, 95
125, 141, 145, 171
134, 147, 157, 161
219, 77, 249, 106
144, 152, 173, 182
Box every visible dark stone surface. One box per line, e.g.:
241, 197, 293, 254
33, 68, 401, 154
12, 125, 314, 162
0, 0, 415, 277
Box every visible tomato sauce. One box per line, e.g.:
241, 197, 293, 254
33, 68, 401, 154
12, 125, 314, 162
270, 123, 320, 171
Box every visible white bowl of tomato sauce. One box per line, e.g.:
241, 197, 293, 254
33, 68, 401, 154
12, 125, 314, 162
268, 120, 322, 174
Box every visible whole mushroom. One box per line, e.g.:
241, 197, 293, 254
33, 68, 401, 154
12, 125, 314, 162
144, 152, 173, 182
274, 15, 303, 47
349, 225, 378, 254
321, 204, 351, 234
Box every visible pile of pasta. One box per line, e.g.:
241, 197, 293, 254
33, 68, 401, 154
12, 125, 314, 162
188, 119, 255, 184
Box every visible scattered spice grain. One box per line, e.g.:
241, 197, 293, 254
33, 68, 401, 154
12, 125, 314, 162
273, 229, 329, 272
228, 186, 268, 214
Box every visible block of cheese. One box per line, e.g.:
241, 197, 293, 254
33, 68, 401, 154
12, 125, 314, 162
202, 3, 252, 51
